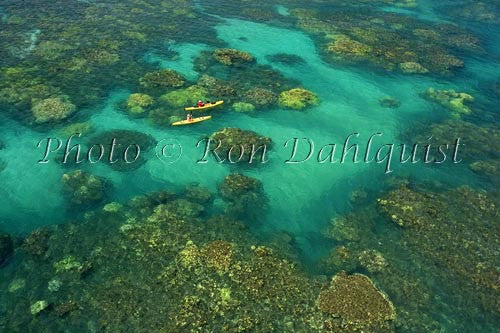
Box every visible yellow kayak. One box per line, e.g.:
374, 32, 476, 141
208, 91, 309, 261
184, 100, 224, 111
172, 115, 212, 126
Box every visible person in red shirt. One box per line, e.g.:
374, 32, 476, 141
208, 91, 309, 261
197, 100, 204, 107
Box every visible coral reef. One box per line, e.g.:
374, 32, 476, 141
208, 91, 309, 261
23, 229, 51, 257
8, 278, 26, 293
61, 170, 107, 206
470, 159, 500, 183
30, 300, 49, 315
59, 122, 94, 137
53, 256, 84, 273
209, 127, 272, 162
31, 96, 76, 123
213, 48, 254, 66
184, 185, 213, 205
160, 85, 208, 107
443, 1, 499, 24
399, 61, 429, 74
201, 240, 234, 273
87, 129, 156, 171
197, 75, 239, 100
424, 88, 474, 117
317, 271, 396, 332
358, 249, 388, 273
219, 173, 262, 201
125, 93, 154, 115
291, 7, 480, 75
327, 34, 373, 57
219, 173, 268, 222
139, 69, 186, 89
241, 87, 278, 109
278, 88, 319, 110
232, 102, 255, 113
414, 119, 500, 161
0, 0, 215, 126
378, 185, 500, 316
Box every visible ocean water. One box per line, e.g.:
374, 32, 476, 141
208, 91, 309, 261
0, 0, 498, 332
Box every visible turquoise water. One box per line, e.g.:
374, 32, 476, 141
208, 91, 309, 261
0, 16, 461, 244
0, 0, 499, 331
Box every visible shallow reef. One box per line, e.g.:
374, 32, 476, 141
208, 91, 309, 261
266, 53, 306, 66
192, 49, 302, 110
61, 170, 108, 206
0, 0, 498, 332
423, 88, 474, 118
208, 127, 272, 164
213, 48, 255, 66
0, 0, 217, 126
219, 173, 268, 222
378, 185, 500, 318
320, 180, 500, 332
412, 119, 500, 184
0, 181, 406, 332
289, 5, 483, 76
86, 129, 156, 171
317, 271, 396, 332
278, 88, 319, 110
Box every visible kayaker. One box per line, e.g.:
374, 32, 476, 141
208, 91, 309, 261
187, 113, 193, 122
197, 100, 204, 107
